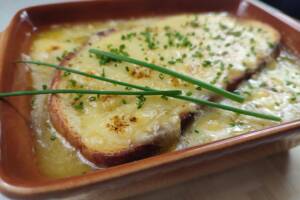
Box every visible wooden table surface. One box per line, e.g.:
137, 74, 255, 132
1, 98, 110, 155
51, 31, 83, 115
128, 146, 300, 200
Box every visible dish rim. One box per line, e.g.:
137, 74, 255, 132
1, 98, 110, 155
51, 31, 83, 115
0, 0, 300, 197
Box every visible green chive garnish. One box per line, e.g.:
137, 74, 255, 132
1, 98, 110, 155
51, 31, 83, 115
88, 49, 245, 103
0, 89, 182, 97
18, 60, 281, 121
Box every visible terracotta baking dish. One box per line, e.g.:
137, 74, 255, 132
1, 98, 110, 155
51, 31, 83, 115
0, 0, 300, 199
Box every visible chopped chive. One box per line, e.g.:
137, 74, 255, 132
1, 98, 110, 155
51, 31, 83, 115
121, 99, 127, 104
101, 68, 106, 77
159, 73, 165, 80
42, 84, 48, 90
73, 101, 84, 110
186, 91, 193, 96
50, 134, 57, 141
63, 71, 71, 77
136, 95, 146, 109
68, 79, 77, 87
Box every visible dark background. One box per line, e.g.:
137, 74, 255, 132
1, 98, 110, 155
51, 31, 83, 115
261, 0, 300, 19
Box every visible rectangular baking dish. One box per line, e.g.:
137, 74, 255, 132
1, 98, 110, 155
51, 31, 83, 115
0, 0, 300, 199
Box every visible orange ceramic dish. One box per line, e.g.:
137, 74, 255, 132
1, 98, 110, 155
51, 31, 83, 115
0, 0, 300, 199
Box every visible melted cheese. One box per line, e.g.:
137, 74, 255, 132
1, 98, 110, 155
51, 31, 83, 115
55, 13, 278, 153
179, 52, 300, 148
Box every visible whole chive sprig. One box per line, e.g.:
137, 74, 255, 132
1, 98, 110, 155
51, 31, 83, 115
89, 49, 245, 103
18, 60, 281, 121
0, 89, 182, 97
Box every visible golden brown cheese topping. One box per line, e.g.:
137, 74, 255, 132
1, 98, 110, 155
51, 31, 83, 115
178, 52, 300, 149
53, 13, 278, 154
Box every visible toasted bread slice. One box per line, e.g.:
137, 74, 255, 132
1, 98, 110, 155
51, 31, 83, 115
49, 13, 280, 166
